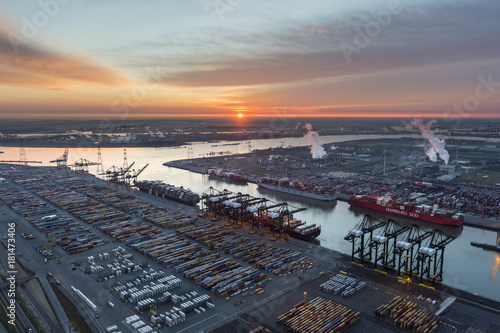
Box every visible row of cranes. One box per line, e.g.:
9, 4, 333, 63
49, 148, 148, 187
100, 162, 149, 188
344, 215, 456, 286
200, 187, 306, 238
2, 146, 149, 188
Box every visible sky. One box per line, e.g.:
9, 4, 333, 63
0, 0, 499, 119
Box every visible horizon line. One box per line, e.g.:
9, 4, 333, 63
0, 114, 497, 120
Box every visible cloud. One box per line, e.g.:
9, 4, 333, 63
295, 24, 328, 37
140, 0, 500, 90
0, 25, 129, 89
1, 0, 500, 118
36, 87, 73, 92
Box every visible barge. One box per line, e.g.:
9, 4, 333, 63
471, 241, 500, 252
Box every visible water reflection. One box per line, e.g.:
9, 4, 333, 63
491, 255, 500, 280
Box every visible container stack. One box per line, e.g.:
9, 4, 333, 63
0, 185, 56, 217
176, 222, 314, 276
131, 320, 145, 330
127, 233, 267, 296
374, 296, 440, 332
374, 296, 409, 318
179, 294, 211, 313
135, 298, 155, 313
79, 184, 199, 230
277, 297, 360, 332
320, 273, 366, 297
125, 315, 140, 325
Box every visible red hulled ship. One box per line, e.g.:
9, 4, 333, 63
349, 195, 464, 227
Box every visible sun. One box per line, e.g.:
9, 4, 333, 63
237, 113, 243, 118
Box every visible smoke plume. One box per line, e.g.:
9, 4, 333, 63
304, 123, 327, 159
409, 119, 449, 164
145, 126, 154, 137
68, 130, 92, 139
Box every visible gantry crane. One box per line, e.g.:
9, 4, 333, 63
394, 225, 432, 278
417, 230, 455, 286
100, 162, 135, 184
124, 163, 149, 188
344, 215, 385, 265
262, 202, 307, 238
370, 220, 409, 271
239, 197, 268, 228
50, 148, 69, 168
69, 158, 100, 173
221, 193, 251, 223
201, 187, 233, 215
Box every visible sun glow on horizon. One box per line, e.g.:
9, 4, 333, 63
237, 113, 243, 118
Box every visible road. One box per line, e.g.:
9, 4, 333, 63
39, 277, 74, 333
19, 284, 62, 333
0, 237, 36, 332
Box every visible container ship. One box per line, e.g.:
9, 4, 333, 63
259, 214, 321, 241
470, 241, 500, 252
207, 169, 248, 184
286, 220, 321, 241
258, 178, 337, 202
349, 195, 464, 227
134, 181, 200, 205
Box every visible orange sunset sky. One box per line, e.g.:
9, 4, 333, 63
1, 0, 499, 119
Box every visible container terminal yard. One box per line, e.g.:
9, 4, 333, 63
166, 147, 500, 231
1, 164, 500, 333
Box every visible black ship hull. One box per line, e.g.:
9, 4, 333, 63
135, 182, 200, 205
471, 241, 500, 252
288, 228, 321, 241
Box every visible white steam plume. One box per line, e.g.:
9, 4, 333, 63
409, 119, 449, 164
304, 123, 327, 159
145, 126, 154, 137
68, 130, 92, 139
